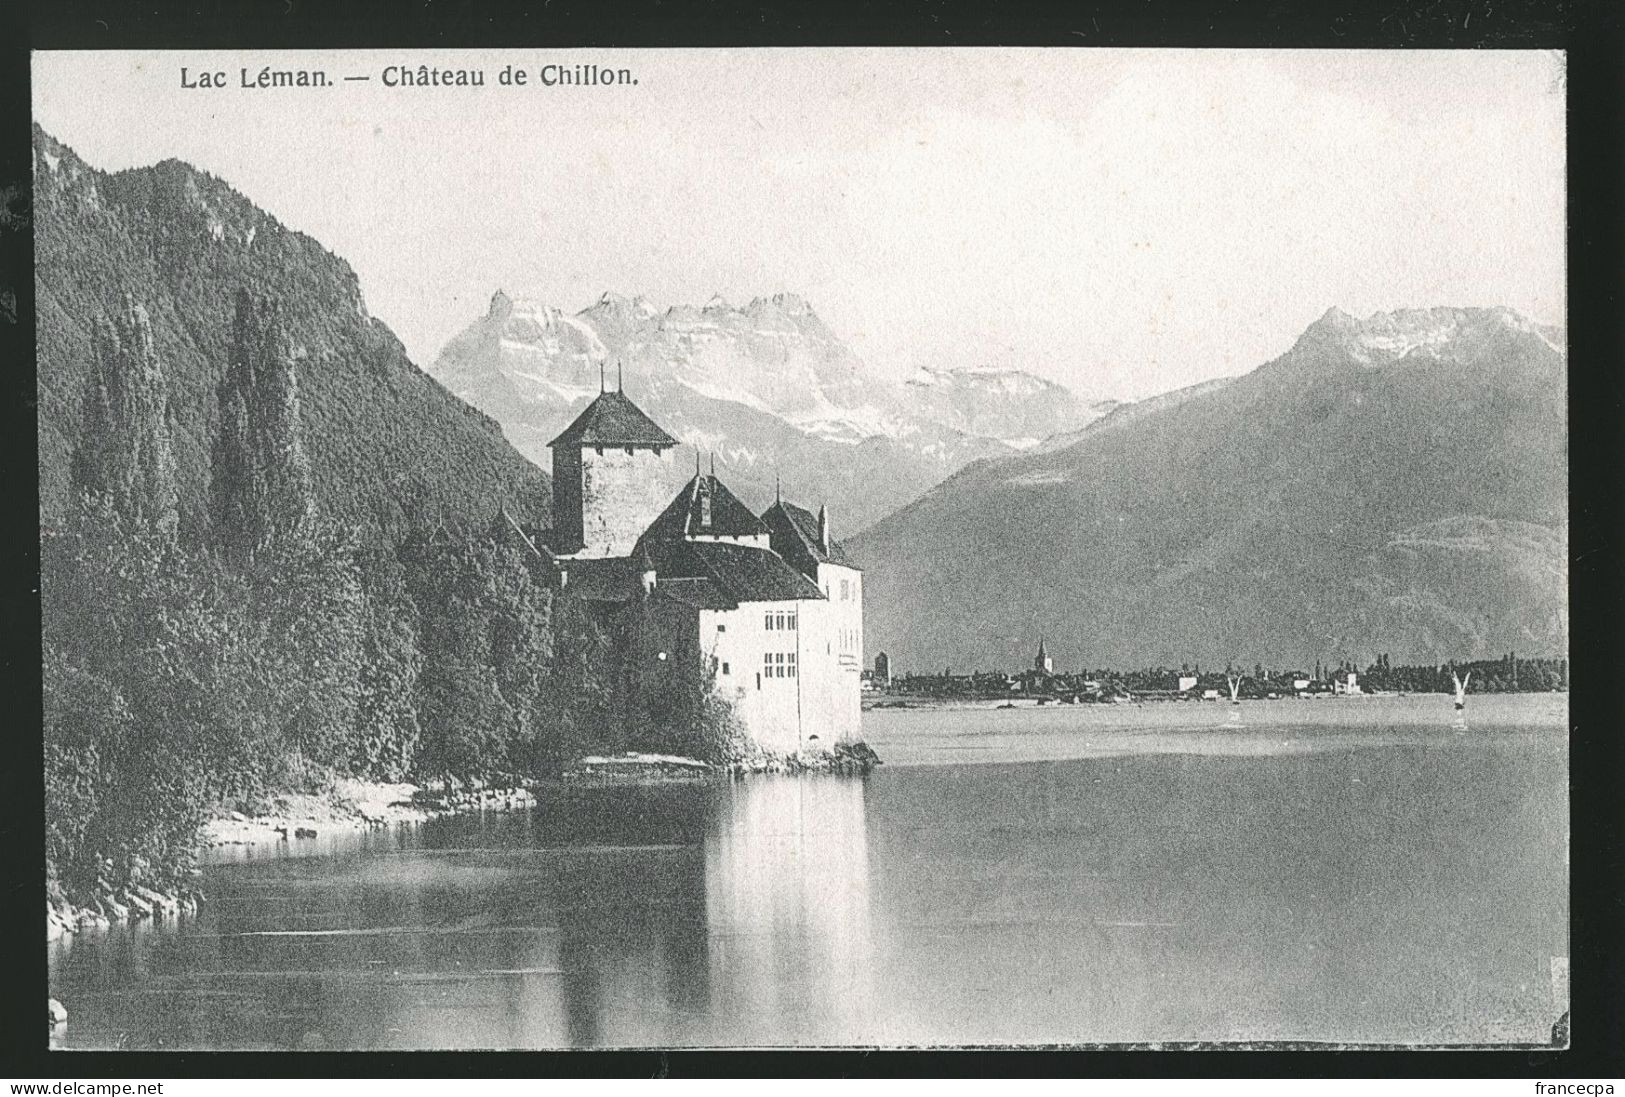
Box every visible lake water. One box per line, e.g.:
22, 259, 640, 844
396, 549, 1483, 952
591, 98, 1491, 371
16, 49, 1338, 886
48, 693, 1569, 1049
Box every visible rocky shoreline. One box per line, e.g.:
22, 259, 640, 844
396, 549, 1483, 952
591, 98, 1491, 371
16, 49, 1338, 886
561, 741, 882, 783
46, 776, 544, 945
47, 743, 881, 945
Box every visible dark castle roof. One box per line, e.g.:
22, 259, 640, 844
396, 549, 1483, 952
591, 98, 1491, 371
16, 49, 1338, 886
642, 474, 770, 542
651, 576, 736, 611
671, 540, 825, 604
548, 390, 678, 448
557, 538, 824, 609
762, 500, 858, 571
556, 555, 637, 602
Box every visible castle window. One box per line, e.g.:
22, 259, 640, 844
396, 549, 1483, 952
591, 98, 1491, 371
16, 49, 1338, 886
717, 624, 726, 633
787, 612, 797, 630
764, 613, 773, 630
722, 662, 730, 675
840, 579, 850, 600
788, 651, 797, 678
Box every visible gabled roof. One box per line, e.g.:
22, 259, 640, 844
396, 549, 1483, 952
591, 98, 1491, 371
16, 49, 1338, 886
642, 474, 769, 542
560, 539, 825, 611
548, 390, 678, 448
652, 576, 737, 611
681, 540, 825, 603
762, 500, 858, 571
638, 538, 822, 605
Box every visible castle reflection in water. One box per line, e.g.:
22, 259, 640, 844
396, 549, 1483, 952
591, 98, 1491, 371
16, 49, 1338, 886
545, 776, 875, 1048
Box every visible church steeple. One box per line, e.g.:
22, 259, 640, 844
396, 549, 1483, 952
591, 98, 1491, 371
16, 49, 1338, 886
1035, 636, 1052, 674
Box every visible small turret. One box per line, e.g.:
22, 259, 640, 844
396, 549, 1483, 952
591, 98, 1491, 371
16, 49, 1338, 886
697, 472, 713, 529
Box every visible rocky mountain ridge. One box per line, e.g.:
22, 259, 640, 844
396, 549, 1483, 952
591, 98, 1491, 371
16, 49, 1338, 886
850, 305, 1567, 671
430, 288, 1116, 532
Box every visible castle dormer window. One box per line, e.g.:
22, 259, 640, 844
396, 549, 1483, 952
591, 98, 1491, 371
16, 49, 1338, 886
594, 446, 604, 455
625, 446, 634, 455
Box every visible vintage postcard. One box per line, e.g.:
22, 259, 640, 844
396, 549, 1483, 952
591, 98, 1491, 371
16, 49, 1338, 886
34, 47, 1567, 1050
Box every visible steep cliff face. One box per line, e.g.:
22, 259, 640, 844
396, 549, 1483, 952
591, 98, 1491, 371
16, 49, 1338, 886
430, 290, 1114, 533
34, 126, 549, 541
851, 307, 1567, 671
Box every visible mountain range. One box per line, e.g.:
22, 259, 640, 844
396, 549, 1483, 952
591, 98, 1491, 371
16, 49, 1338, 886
430, 290, 1116, 533
34, 126, 548, 541
850, 306, 1568, 672
33, 127, 1566, 673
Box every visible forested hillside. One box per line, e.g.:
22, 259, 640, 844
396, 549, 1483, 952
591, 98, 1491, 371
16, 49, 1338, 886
34, 125, 548, 540
37, 132, 740, 922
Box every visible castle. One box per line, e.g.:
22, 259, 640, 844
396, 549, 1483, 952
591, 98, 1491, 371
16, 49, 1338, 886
537, 381, 863, 753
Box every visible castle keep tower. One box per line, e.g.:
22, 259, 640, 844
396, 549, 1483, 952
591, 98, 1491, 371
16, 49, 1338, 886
534, 382, 862, 754
548, 382, 678, 558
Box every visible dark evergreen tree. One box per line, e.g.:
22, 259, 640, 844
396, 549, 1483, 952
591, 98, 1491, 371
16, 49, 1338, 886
211, 290, 315, 564
206, 289, 365, 774
351, 548, 424, 781
72, 297, 179, 539
535, 593, 617, 771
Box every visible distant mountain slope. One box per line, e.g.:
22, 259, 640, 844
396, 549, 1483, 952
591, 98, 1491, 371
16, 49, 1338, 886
905, 366, 1117, 450
34, 126, 549, 540
430, 290, 1116, 533
850, 306, 1567, 672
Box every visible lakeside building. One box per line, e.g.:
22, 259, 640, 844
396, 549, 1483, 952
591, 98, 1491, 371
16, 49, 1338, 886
535, 383, 863, 753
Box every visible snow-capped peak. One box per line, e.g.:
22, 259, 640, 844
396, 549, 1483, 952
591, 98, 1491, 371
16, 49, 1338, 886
1296, 305, 1559, 365
907, 365, 1053, 397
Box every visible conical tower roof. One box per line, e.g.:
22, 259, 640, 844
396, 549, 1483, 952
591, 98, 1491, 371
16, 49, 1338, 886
548, 389, 677, 448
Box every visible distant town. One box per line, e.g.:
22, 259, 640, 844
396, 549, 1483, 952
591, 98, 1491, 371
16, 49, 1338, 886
863, 643, 1568, 704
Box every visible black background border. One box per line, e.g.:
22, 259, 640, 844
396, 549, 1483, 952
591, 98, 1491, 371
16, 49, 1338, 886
2, 0, 1620, 1079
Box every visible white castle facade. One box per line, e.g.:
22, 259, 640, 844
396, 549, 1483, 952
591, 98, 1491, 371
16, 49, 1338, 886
540, 385, 863, 753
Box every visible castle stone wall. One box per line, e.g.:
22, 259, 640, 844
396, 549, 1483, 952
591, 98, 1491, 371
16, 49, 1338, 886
577, 445, 675, 557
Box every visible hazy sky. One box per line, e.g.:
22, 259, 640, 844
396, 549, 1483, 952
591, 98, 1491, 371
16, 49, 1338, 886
34, 49, 1565, 401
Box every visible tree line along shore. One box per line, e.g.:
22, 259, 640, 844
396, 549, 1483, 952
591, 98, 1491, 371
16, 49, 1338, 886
875, 653, 1567, 703
45, 291, 875, 943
